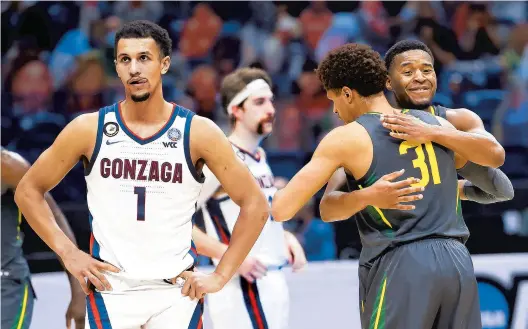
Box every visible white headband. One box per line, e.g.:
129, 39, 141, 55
227, 79, 273, 115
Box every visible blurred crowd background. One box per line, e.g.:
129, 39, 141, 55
1, 1, 527, 272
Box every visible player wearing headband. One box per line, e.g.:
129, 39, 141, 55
192, 68, 307, 329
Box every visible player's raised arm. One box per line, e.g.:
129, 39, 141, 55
14, 113, 120, 295
380, 109, 505, 168
271, 127, 346, 222
190, 116, 269, 284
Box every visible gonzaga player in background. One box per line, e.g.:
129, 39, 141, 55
15, 20, 270, 329
192, 68, 307, 329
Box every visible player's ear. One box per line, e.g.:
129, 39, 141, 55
231, 105, 244, 121
342, 87, 353, 103
386, 77, 393, 91
161, 56, 171, 75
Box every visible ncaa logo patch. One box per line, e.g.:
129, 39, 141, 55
167, 128, 181, 142
103, 122, 119, 137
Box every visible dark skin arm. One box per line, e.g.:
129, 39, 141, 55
381, 108, 505, 168
2, 149, 86, 329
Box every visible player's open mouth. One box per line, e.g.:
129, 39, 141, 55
129, 79, 147, 86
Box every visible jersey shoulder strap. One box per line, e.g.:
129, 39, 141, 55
430, 105, 448, 120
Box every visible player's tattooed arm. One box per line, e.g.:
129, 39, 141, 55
14, 113, 120, 295
381, 109, 505, 168
190, 116, 269, 288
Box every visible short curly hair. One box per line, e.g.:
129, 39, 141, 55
384, 40, 434, 71
115, 20, 172, 59
316, 43, 387, 97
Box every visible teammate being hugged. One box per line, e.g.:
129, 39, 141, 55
382, 39, 512, 204
14, 20, 269, 329
191, 68, 307, 329
324, 39, 513, 220
272, 43, 484, 328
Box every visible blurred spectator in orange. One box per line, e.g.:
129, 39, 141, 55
299, 1, 333, 52
187, 64, 219, 121
275, 104, 302, 151
293, 58, 331, 121
62, 52, 107, 117
179, 3, 222, 60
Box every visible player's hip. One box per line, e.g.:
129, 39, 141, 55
359, 236, 475, 289
92, 256, 196, 292
85, 288, 202, 329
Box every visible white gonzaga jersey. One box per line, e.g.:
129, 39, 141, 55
200, 144, 288, 267
84, 102, 203, 280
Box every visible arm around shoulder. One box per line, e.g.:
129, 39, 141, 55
442, 109, 505, 167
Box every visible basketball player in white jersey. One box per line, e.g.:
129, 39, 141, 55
191, 68, 307, 329
14, 20, 270, 329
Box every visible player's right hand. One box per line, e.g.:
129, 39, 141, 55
237, 257, 268, 283
61, 248, 121, 295
179, 271, 226, 300
366, 169, 424, 210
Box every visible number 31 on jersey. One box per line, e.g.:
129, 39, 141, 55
399, 141, 441, 188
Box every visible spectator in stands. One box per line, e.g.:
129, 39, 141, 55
179, 3, 222, 64
412, 2, 459, 75
186, 64, 220, 122
4, 55, 54, 117
113, 1, 164, 25
454, 3, 501, 60
299, 1, 333, 53
62, 51, 107, 118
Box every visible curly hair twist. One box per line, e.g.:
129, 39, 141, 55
316, 43, 387, 97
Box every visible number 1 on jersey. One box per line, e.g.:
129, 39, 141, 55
134, 186, 146, 221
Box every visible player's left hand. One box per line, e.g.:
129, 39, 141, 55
179, 271, 226, 300
285, 231, 307, 272
66, 282, 86, 329
380, 110, 435, 144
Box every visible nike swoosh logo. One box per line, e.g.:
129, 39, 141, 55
106, 140, 125, 145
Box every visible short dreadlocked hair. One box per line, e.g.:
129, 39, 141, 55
316, 43, 387, 97
115, 20, 172, 59
384, 40, 434, 71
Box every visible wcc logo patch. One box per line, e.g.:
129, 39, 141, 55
103, 122, 119, 137
163, 128, 181, 148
